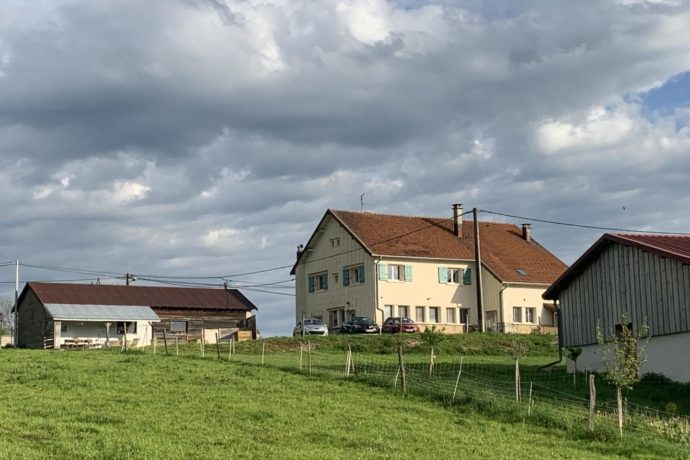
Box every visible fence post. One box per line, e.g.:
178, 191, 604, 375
153, 334, 156, 355
201, 331, 205, 358
163, 329, 169, 356
261, 340, 266, 366
429, 347, 435, 376
345, 347, 351, 378
175, 336, 179, 356
515, 359, 521, 402
452, 356, 464, 403
588, 374, 596, 431
349, 346, 355, 375
216, 332, 221, 359
228, 337, 233, 359
617, 387, 623, 439
308, 340, 312, 376
299, 342, 303, 370
397, 346, 406, 395
528, 382, 533, 416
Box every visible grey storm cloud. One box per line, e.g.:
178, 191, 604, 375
1, 0, 690, 335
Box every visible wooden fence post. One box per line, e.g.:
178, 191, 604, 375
429, 347, 435, 376
307, 340, 312, 376
216, 332, 221, 359
452, 356, 464, 403
528, 382, 533, 416
228, 337, 233, 359
201, 331, 205, 358
163, 329, 169, 356
299, 342, 303, 370
588, 374, 596, 431
261, 340, 266, 366
175, 336, 179, 356
397, 346, 406, 395
617, 387, 623, 439
515, 359, 521, 402
345, 347, 351, 378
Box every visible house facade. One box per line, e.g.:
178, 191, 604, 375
543, 233, 690, 383
292, 206, 566, 333
17, 282, 258, 349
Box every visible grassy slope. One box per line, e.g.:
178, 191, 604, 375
0, 350, 686, 459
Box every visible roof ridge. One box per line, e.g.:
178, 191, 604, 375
330, 208, 518, 227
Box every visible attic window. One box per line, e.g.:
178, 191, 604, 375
516, 268, 528, 276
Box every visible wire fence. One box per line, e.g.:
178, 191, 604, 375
98, 336, 690, 448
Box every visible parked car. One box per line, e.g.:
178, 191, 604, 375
382, 317, 420, 333
340, 316, 380, 334
293, 319, 329, 337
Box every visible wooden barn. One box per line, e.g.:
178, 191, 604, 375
543, 233, 690, 383
16, 282, 258, 349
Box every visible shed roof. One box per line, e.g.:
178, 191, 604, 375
21, 282, 257, 311
45, 304, 160, 322
544, 232, 690, 300
293, 209, 567, 284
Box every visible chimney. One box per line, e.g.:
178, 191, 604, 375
296, 244, 304, 261
453, 204, 463, 237
522, 223, 532, 243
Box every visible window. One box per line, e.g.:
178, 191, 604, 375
459, 308, 470, 324
447, 268, 462, 283
447, 308, 456, 324
379, 264, 413, 282
398, 305, 409, 318
116, 321, 137, 334
308, 272, 328, 293
330, 237, 341, 248
429, 307, 440, 323
61, 323, 68, 333
383, 305, 393, 319
170, 321, 187, 333
438, 267, 472, 285
416, 306, 425, 322
513, 307, 522, 323
343, 265, 365, 286
525, 308, 536, 324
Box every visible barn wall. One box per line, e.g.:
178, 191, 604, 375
569, 332, 690, 383
151, 308, 255, 340
560, 243, 690, 347
17, 290, 49, 349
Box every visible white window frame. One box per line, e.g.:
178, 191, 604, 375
398, 305, 409, 318
447, 268, 462, 284
446, 308, 456, 324
429, 307, 440, 323
415, 306, 425, 323
513, 307, 523, 323
525, 307, 536, 324
459, 308, 470, 324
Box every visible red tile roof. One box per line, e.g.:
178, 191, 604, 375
308, 210, 566, 284
22, 282, 257, 311
544, 232, 690, 299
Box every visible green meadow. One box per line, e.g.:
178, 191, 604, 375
0, 342, 688, 459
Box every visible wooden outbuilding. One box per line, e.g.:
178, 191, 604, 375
543, 233, 690, 382
16, 282, 258, 349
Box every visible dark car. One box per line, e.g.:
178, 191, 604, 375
382, 316, 420, 333
340, 316, 380, 334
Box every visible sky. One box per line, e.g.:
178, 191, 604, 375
1, 0, 690, 336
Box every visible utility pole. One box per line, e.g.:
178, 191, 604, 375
473, 208, 485, 332
125, 273, 136, 286
14, 259, 19, 347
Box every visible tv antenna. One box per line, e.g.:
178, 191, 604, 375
360, 193, 365, 212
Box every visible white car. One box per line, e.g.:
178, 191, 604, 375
293, 319, 329, 337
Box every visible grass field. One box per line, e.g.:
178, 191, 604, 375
0, 347, 688, 459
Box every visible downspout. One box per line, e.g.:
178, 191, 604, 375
375, 257, 384, 335
538, 300, 563, 370
498, 284, 508, 333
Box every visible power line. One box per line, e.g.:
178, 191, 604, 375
479, 209, 690, 235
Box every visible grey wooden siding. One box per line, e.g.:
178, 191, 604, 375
561, 243, 690, 346
17, 290, 50, 349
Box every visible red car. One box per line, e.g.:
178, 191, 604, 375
382, 317, 420, 333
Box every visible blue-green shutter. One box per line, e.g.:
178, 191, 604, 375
322, 273, 328, 290
342, 268, 350, 287
357, 265, 365, 284
308, 276, 315, 293
463, 268, 472, 285
378, 264, 387, 280
404, 265, 413, 282
438, 267, 448, 284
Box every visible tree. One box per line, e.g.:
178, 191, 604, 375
566, 346, 582, 388
596, 315, 649, 437
0, 295, 14, 337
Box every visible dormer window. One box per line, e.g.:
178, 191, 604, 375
330, 238, 341, 248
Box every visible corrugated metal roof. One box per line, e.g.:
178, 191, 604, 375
45, 304, 160, 321
24, 283, 257, 311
